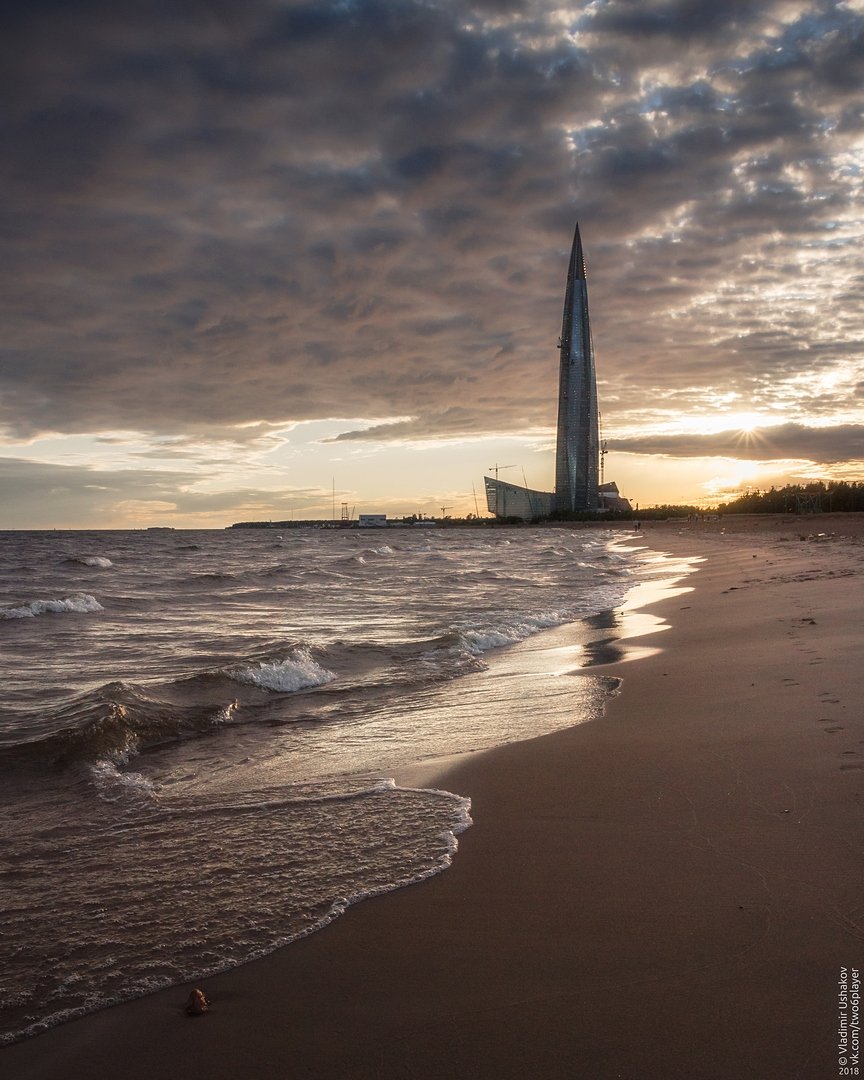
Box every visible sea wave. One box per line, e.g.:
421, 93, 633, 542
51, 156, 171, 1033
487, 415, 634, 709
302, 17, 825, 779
61, 556, 113, 569
229, 650, 336, 692
456, 610, 565, 654
88, 758, 160, 804
403, 611, 572, 683
0, 778, 473, 1048
0, 593, 104, 619
0, 683, 239, 766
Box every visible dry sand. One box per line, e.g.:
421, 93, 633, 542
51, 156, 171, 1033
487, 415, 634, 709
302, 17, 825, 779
4, 515, 863, 1079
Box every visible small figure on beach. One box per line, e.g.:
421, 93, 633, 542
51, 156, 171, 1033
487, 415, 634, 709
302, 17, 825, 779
634, 520, 641, 532
185, 988, 210, 1016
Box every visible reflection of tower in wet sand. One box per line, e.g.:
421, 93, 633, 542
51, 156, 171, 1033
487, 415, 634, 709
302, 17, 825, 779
483, 223, 628, 520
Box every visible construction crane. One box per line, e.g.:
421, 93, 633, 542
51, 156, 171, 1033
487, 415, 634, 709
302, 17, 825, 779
440, 505, 453, 519
598, 410, 609, 487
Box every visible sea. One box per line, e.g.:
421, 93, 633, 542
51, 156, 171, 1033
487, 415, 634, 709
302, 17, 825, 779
0, 525, 688, 1045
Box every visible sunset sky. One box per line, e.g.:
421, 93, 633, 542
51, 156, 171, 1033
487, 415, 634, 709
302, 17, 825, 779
3, 0, 863, 527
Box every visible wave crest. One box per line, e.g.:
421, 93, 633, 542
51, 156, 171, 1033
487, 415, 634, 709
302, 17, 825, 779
61, 556, 113, 569
88, 759, 160, 804
0, 593, 104, 619
0, 682, 237, 767
456, 610, 565, 655
230, 650, 336, 693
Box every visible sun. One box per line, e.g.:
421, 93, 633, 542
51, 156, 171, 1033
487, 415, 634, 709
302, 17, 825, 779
728, 412, 762, 434
724, 411, 781, 435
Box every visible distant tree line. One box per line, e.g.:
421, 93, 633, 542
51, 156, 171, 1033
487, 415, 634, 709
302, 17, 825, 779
717, 481, 864, 515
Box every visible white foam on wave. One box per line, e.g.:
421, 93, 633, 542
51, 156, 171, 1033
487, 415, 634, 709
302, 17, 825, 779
413, 610, 571, 681
0, 779, 472, 1049
230, 650, 336, 693
0, 593, 104, 619
321, 787, 473, 923
457, 610, 564, 654
350, 545, 395, 565
81, 556, 113, 568
89, 759, 160, 804
206, 776, 447, 813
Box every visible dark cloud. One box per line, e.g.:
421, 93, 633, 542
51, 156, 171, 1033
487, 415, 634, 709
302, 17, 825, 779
609, 424, 864, 464
0, 0, 861, 496
584, 0, 765, 41
329, 403, 531, 442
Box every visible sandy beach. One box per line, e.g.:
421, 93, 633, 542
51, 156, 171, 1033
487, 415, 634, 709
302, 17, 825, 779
4, 515, 863, 1080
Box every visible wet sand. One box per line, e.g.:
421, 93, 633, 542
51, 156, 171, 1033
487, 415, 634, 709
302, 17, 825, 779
4, 515, 863, 1079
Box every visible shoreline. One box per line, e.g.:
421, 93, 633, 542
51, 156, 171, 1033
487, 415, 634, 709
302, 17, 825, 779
393, 559, 700, 793
4, 517, 863, 1078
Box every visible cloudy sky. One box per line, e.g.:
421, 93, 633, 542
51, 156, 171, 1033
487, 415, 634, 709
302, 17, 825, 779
2, 0, 863, 527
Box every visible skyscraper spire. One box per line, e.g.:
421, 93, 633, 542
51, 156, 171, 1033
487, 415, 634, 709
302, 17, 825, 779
568, 221, 587, 283
554, 222, 600, 512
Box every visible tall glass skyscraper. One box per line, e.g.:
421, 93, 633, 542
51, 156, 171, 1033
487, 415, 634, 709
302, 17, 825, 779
554, 223, 600, 512
485, 223, 623, 519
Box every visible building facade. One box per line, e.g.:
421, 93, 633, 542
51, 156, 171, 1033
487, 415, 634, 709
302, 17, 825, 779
485, 224, 627, 520
482, 476, 554, 520
554, 224, 600, 512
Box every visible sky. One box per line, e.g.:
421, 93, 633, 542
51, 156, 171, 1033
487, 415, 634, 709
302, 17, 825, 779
2, 0, 863, 528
